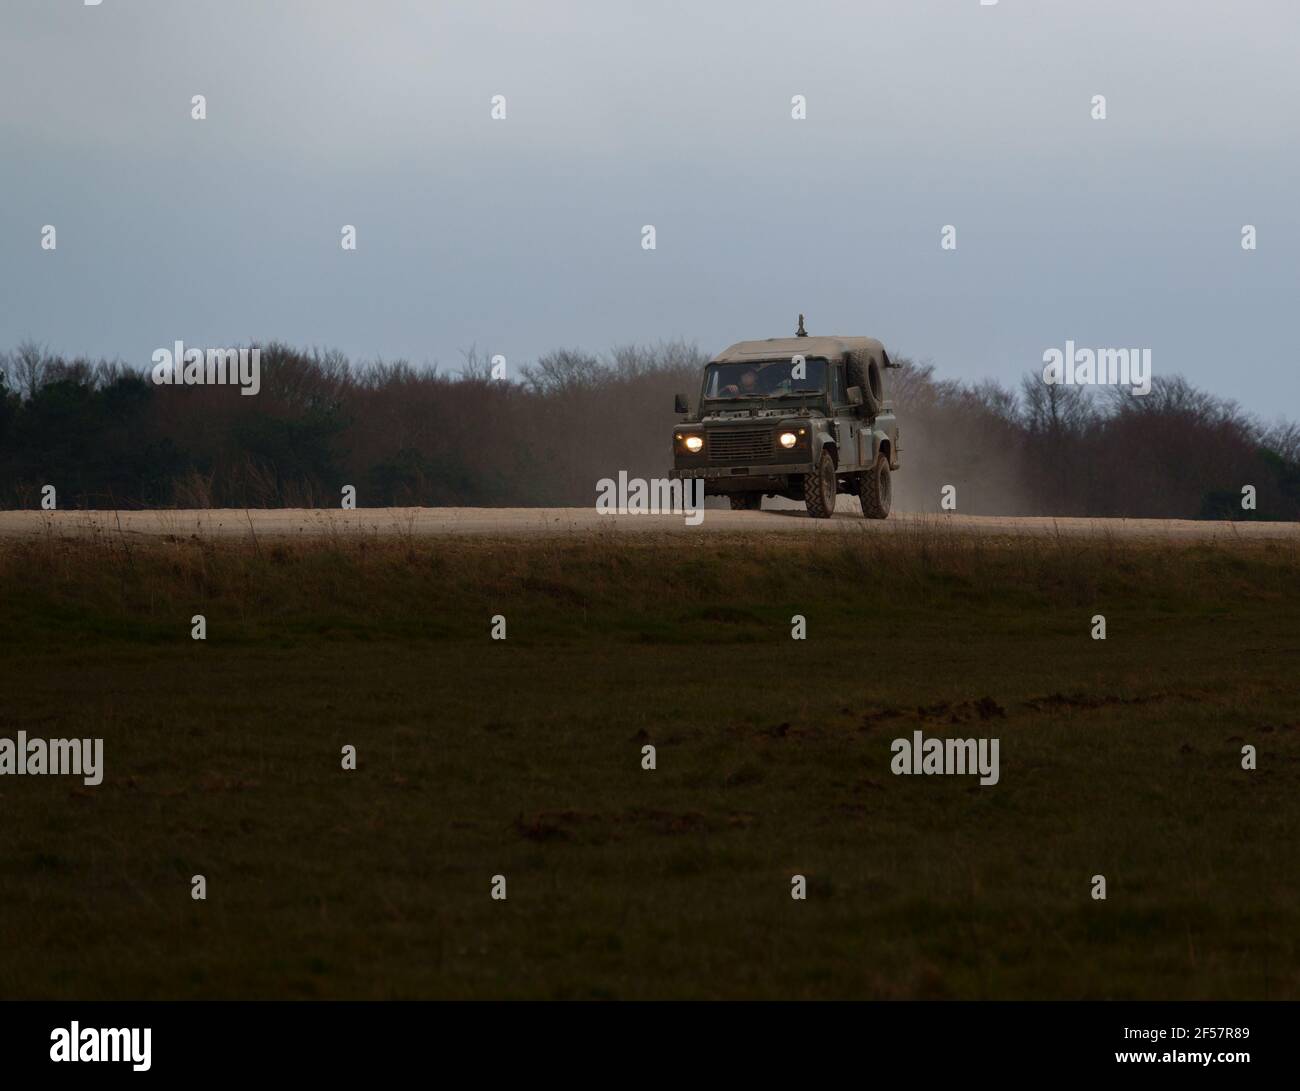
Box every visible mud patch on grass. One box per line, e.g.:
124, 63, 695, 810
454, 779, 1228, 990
1022, 691, 1173, 712
862, 697, 1006, 728
519, 575, 590, 608
512, 809, 598, 842
512, 807, 722, 843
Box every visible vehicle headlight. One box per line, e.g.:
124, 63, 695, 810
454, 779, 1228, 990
680, 434, 704, 453
778, 431, 798, 449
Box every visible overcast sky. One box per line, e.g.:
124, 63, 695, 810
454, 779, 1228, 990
2, 0, 1297, 415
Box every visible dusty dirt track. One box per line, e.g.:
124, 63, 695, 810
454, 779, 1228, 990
1, 507, 1297, 544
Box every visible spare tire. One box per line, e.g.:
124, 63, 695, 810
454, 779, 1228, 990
847, 349, 884, 417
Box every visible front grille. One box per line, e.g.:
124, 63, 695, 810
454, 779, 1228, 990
707, 427, 773, 463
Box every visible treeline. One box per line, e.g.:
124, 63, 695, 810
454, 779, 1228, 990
1, 339, 1297, 518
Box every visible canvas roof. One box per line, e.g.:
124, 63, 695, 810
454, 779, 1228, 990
709, 335, 884, 364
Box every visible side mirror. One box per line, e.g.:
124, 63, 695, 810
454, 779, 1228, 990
674, 394, 689, 414
847, 386, 863, 406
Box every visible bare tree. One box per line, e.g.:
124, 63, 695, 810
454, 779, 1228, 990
10, 340, 52, 399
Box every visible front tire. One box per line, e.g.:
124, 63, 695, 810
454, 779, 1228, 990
858, 454, 892, 519
803, 451, 837, 519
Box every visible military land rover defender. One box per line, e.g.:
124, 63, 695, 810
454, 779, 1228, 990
669, 318, 901, 518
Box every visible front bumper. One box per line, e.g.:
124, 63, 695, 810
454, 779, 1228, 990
671, 461, 815, 479
670, 461, 815, 495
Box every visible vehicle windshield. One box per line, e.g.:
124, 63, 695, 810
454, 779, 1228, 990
703, 358, 828, 400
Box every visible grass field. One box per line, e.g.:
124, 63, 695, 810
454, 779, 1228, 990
1, 524, 1297, 998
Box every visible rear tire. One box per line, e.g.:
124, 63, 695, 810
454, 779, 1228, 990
803, 451, 837, 519
858, 453, 892, 519
729, 494, 761, 511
